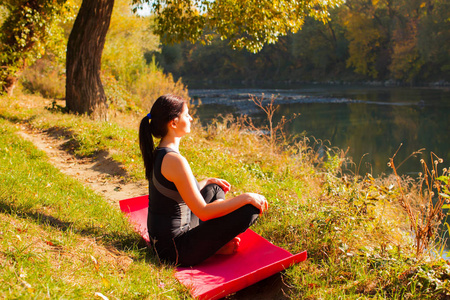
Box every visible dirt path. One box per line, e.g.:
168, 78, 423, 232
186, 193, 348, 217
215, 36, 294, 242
17, 125, 148, 208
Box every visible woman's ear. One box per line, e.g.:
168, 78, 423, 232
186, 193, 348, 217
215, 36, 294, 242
170, 117, 179, 128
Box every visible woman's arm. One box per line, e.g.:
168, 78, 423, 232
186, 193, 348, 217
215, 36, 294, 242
161, 152, 268, 221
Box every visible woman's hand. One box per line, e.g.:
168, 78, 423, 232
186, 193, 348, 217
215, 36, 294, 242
246, 193, 269, 214
209, 178, 231, 193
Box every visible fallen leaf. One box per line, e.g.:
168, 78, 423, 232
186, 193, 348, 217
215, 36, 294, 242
308, 283, 319, 289
94, 292, 109, 300
102, 277, 110, 288
91, 255, 100, 270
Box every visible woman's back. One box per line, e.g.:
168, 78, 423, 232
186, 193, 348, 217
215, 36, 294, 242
148, 147, 193, 240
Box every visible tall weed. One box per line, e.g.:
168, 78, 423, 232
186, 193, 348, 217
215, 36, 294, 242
243, 93, 299, 153
389, 146, 450, 256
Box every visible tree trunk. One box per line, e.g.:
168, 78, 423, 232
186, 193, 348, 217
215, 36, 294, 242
66, 0, 114, 120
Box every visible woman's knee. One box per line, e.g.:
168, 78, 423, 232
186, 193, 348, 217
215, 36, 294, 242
202, 183, 223, 193
200, 183, 225, 203
234, 204, 260, 227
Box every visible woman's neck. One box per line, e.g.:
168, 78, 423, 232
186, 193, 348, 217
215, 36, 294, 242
158, 136, 181, 152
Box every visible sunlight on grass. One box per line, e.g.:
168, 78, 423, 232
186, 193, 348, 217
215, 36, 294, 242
1, 94, 450, 299
0, 117, 188, 299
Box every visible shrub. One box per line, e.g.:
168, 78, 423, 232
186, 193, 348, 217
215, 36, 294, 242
131, 57, 190, 111
20, 56, 65, 99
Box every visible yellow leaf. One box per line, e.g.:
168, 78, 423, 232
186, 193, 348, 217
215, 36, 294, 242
102, 277, 110, 288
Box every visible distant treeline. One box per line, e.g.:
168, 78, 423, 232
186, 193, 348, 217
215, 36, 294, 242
147, 0, 449, 86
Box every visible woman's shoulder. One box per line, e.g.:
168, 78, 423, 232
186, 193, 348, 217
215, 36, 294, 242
160, 149, 191, 181
159, 148, 186, 165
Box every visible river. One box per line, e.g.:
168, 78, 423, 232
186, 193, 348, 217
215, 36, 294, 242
190, 84, 450, 177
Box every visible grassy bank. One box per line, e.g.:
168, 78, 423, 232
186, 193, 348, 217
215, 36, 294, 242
1, 94, 449, 299
0, 100, 189, 298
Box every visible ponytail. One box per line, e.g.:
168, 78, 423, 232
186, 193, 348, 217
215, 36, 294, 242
139, 116, 155, 180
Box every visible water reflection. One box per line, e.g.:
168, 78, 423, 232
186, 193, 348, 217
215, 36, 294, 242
191, 85, 450, 176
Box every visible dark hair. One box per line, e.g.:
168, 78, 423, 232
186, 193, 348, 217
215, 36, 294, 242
139, 94, 186, 180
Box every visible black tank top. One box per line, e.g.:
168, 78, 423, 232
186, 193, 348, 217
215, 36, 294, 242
147, 147, 199, 241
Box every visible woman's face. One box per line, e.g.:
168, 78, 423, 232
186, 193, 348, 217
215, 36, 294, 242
173, 103, 193, 136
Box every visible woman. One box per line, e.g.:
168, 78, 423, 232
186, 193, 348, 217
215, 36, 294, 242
139, 94, 269, 267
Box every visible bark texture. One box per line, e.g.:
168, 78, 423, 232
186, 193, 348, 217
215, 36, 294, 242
66, 0, 114, 120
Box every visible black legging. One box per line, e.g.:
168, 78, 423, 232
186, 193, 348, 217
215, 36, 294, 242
154, 184, 260, 267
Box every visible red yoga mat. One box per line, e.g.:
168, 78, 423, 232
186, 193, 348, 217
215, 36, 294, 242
119, 195, 307, 300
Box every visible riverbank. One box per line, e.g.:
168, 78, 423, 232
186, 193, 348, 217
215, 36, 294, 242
1, 94, 449, 299
183, 78, 450, 90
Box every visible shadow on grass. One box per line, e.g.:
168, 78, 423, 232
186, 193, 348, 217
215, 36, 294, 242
45, 126, 128, 177
0, 197, 159, 265
1, 112, 129, 178
0, 112, 37, 124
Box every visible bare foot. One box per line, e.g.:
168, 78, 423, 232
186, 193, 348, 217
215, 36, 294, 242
216, 237, 241, 255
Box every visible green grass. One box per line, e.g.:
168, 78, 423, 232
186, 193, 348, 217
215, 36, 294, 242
1, 94, 449, 299
0, 117, 187, 299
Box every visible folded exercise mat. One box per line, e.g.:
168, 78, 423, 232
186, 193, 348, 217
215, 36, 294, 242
119, 195, 307, 300
119, 195, 150, 243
